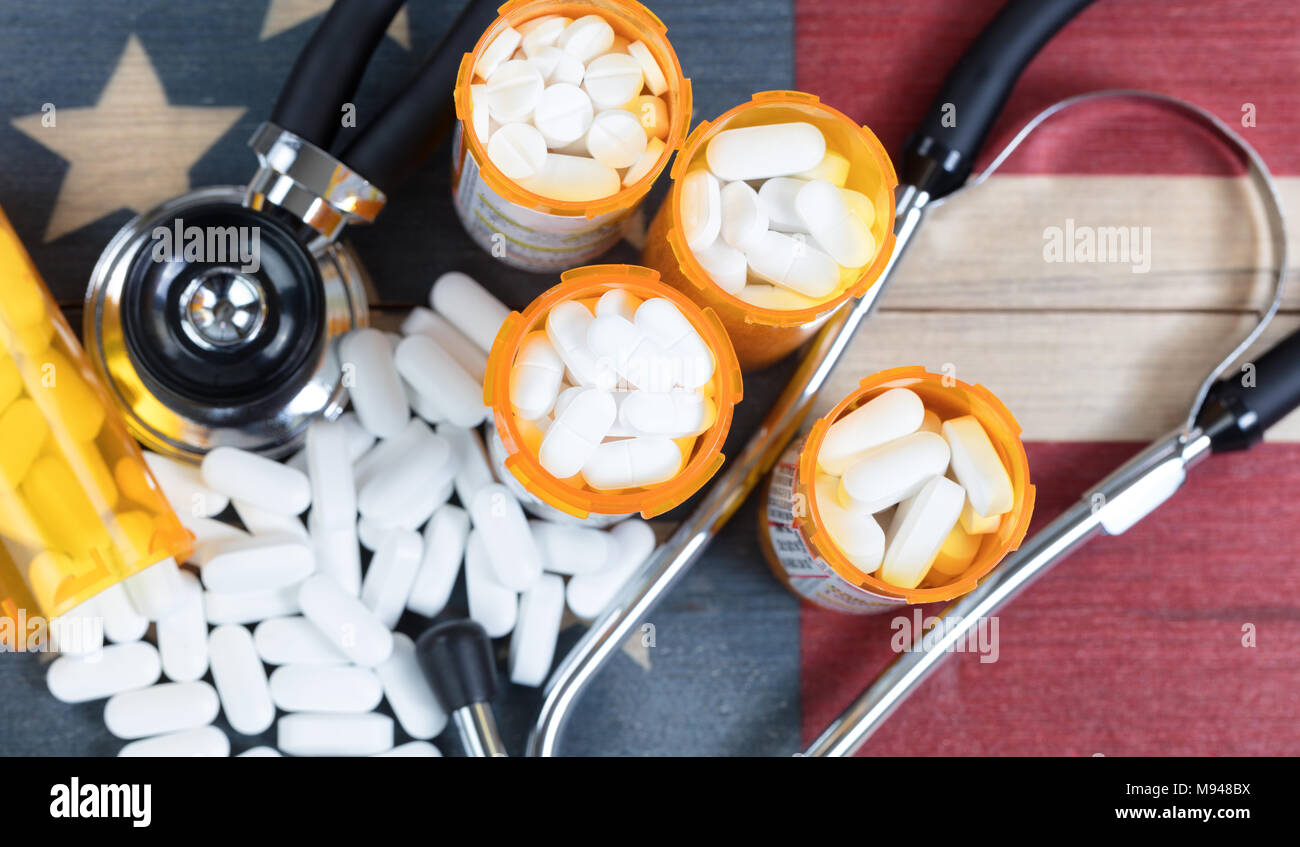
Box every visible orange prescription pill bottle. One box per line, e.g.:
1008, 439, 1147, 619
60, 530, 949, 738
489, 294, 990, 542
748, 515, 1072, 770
0, 206, 192, 635
759, 367, 1034, 614
641, 91, 897, 371
484, 264, 741, 524
452, 0, 692, 271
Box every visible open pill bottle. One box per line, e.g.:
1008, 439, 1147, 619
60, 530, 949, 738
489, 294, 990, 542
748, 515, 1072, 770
452, 0, 692, 271
484, 264, 741, 524
0, 206, 192, 635
641, 91, 897, 371
760, 367, 1034, 614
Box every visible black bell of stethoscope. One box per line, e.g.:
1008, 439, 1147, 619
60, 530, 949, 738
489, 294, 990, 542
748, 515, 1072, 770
83, 0, 497, 462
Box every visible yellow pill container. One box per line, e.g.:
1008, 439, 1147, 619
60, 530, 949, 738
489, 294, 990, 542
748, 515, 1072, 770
0, 206, 191, 634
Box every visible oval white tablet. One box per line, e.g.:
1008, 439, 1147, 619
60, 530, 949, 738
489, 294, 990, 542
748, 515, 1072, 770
269, 664, 382, 713
720, 180, 770, 251
104, 680, 219, 740
520, 153, 620, 202
144, 450, 228, 518
583, 53, 643, 109
567, 519, 655, 618
595, 288, 642, 322
530, 519, 612, 575
622, 137, 666, 187
484, 59, 543, 123
758, 177, 811, 233
203, 585, 299, 626
394, 334, 487, 428
360, 528, 422, 630
119, 726, 229, 757
545, 300, 615, 389
795, 178, 874, 268
558, 14, 614, 62
691, 237, 747, 294
706, 122, 826, 182
48, 642, 160, 704
407, 505, 470, 618
155, 570, 208, 682
880, 476, 966, 589
538, 388, 616, 478
839, 431, 952, 513
586, 109, 648, 169
510, 331, 564, 420
680, 169, 721, 251
509, 573, 565, 687
297, 574, 393, 667
474, 25, 522, 80
278, 713, 394, 757
208, 624, 275, 736
469, 484, 544, 592
813, 473, 885, 572
338, 329, 409, 439
817, 387, 925, 475
620, 389, 715, 437
626, 40, 668, 95
429, 271, 509, 355
942, 415, 1014, 518
376, 633, 448, 740
634, 298, 715, 389
253, 615, 347, 665
532, 82, 594, 147
487, 122, 548, 180
97, 583, 148, 644
744, 230, 839, 298
201, 446, 311, 516
197, 537, 314, 594
465, 530, 518, 638
304, 420, 356, 529
581, 436, 682, 490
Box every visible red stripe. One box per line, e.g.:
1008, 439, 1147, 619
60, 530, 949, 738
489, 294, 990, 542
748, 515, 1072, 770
796, 0, 1300, 175
799, 442, 1300, 755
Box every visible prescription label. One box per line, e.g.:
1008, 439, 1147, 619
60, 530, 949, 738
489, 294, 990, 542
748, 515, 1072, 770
764, 442, 905, 615
451, 127, 629, 272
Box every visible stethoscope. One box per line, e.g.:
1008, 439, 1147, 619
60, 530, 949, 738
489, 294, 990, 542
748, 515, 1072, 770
82, 0, 496, 462
522, 0, 1297, 756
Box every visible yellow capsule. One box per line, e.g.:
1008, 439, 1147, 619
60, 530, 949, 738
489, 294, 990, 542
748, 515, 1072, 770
25, 348, 104, 443
0, 314, 53, 360
0, 397, 50, 486
25, 549, 76, 614
112, 510, 159, 560
929, 523, 983, 577
20, 453, 111, 558
0, 241, 49, 331
0, 489, 44, 551
55, 438, 120, 513
0, 352, 20, 413
114, 455, 170, 513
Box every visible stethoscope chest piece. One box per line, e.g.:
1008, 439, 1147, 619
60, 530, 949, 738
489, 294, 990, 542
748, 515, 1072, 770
85, 182, 370, 462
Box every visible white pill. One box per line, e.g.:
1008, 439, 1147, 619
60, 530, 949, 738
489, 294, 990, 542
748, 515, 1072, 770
585, 314, 671, 392
550, 49, 585, 86
468, 483, 543, 591
942, 415, 1015, 518
339, 328, 409, 439
269, 665, 382, 713
881, 475, 966, 589
395, 334, 487, 428
121, 557, 184, 620
960, 497, 1002, 535
487, 122, 549, 180
758, 177, 811, 233
232, 499, 307, 541
354, 417, 436, 491
813, 473, 885, 572
484, 60, 543, 123
796, 178, 874, 269
305, 420, 356, 528
818, 388, 925, 475
635, 298, 715, 390
796, 149, 851, 186
197, 536, 314, 594
583, 53, 644, 109
530, 519, 612, 575
623, 136, 665, 187
567, 519, 655, 618
532, 82, 594, 148
377, 633, 448, 739
49, 597, 103, 656
401, 307, 489, 379
119, 726, 229, 757
376, 741, 442, 757
518, 13, 569, 35
521, 14, 569, 55
581, 437, 682, 490
298, 574, 393, 667
104, 680, 219, 740
278, 713, 394, 757
691, 236, 748, 295
207, 624, 274, 736
509, 573, 565, 687
538, 388, 616, 478
626, 40, 668, 95
840, 431, 951, 513
181, 516, 246, 552
558, 14, 614, 62
527, 43, 563, 81
596, 289, 641, 322
203, 585, 299, 625
253, 615, 346, 666
357, 428, 453, 520
465, 530, 518, 637
511, 332, 564, 420
474, 25, 522, 80
236, 745, 281, 757
155, 570, 208, 682
745, 230, 839, 298
586, 109, 648, 169
520, 152, 620, 202
471, 83, 491, 143
408, 504, 470, 618
360, 528, 422, 629
720, 180, 770, 251
620, 390, 715, 437
143, 451, 228, 518
680, 169, 722, 252
97, 583, 148, 643
48, 641, 160, 703
308, 511, 361, 596
546, 300, 616, 390
706, 122, 826, 182
441, 426, 495, 509
429, 271, 510, 354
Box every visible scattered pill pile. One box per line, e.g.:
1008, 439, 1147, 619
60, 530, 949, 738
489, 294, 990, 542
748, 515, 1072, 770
471, 13, 671, 201
42, 271, 658, 756
681, 121, 879, 309
509, 289, 717, 491
813, 387, 1014, 591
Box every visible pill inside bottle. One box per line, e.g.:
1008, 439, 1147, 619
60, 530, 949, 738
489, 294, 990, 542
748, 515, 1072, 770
483, 264, 741, 521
